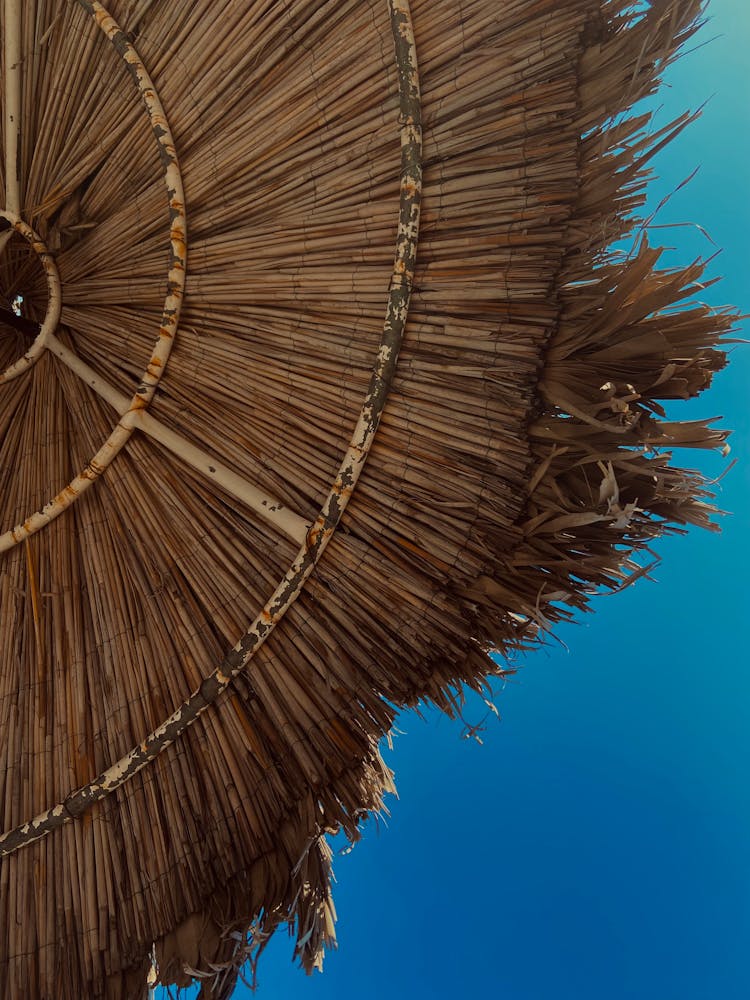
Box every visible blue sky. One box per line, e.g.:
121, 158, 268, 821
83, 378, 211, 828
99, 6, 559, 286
164, 2, 749, 997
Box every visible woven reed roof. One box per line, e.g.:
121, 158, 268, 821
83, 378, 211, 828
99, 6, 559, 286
0, 0, 737, 996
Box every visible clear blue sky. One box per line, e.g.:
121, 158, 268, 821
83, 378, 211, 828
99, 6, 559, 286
166, 2, 749, 997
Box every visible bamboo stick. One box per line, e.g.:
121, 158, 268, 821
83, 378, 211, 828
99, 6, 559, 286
2, 0, 21, 214
0, 0, 22, 258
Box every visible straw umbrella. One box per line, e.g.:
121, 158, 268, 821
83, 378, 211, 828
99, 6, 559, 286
0, 0, 736, 997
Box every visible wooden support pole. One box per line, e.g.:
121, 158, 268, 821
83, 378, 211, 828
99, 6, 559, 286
44, 334, 310, 545
0, 0, 22, 255
3, 0, 21, 212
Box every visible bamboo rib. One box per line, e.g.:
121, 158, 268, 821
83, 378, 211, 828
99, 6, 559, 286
0, 0, 21, 207
2, 0, 21, 214
44, 333, 307, 544
0, 0, 21, 258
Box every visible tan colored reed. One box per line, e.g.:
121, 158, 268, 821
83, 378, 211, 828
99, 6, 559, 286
0, 0, 737, 997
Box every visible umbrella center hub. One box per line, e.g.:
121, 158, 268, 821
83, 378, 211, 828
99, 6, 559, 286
0, 211, 62, 383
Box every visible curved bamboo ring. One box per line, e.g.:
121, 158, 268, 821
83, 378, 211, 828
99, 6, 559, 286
0, 0, 187, 555
0, 0, 422, 858
0, 212, 62, 383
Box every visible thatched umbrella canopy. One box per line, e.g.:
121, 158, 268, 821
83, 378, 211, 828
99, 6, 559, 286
0, 0, 736, 996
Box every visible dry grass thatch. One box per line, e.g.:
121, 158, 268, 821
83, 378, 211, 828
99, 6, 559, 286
0, 0, 738, 996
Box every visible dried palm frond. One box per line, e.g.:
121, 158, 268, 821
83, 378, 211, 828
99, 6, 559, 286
0, 1, 737, 997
